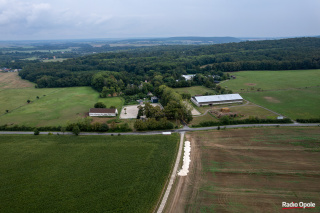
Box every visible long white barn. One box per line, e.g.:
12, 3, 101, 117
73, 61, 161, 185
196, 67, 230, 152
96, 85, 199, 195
191, 94, 243, 106
89, 108, 118, 117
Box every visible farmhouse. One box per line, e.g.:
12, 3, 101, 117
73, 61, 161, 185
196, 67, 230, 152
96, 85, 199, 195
89, 108, 118, 117
191, 94, 243, 106
182, 74, 195, 80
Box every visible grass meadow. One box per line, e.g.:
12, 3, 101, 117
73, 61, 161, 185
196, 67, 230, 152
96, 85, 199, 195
223, 69, 320, 93
0, 134, 179, 213
220, 69, 320, 119
173, 86, 214, 96
242, 87, 320, 119
0, 86, 124, 126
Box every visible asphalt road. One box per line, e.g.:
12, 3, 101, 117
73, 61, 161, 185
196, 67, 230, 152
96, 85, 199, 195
0, 123, 318, 136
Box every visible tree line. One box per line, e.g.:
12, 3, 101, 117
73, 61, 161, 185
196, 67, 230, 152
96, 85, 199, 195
17, 37, 320, 90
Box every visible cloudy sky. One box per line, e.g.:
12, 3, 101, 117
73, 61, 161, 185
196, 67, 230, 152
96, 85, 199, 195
0, 0, 319, 40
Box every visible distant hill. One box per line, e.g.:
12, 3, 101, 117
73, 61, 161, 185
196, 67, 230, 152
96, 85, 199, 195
110, 36, 241, 45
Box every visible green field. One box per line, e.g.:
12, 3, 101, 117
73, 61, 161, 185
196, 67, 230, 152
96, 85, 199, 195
221, 70, 320, 119
242, 87, 320, 119
223, 69, 320, 93
173, 86, 214, 96
0, 134, 179, 212
0, 87, 123, 126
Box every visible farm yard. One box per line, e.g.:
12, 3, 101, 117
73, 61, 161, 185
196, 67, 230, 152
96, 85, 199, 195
120, 103, 163, 119
0, 134, 179, 213
166, 127, 320, 212
189, 101, 279, 126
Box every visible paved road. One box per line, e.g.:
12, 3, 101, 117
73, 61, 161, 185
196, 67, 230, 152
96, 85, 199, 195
0, 123, 319, 136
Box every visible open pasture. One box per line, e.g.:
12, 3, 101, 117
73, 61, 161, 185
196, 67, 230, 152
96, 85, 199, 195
173, 86, 214, 96
178, 127, 320, 212
0, 134, 179, 213
0, 72, 34, 89
242, 87, 320, 119
0, 86, 123, 126
223, 69, 320, 93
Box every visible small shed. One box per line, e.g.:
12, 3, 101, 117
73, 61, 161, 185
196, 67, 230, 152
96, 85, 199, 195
151, 96, 159, 103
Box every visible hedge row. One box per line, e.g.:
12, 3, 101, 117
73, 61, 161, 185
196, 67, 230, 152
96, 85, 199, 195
296, 118, 320, 123
0, 123, 132, 133
192, 118, 293, 128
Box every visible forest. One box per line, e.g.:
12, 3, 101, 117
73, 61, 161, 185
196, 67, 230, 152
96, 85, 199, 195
15, 37, 320, 91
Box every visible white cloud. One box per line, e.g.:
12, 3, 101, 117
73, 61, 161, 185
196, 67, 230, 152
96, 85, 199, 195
0, 0, 319, 40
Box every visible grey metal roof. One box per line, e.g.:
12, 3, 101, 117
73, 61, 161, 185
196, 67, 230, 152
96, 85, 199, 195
194, 94, 243, 103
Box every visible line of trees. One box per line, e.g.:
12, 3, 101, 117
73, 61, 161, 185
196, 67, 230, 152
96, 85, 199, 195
17, 37, 320, 90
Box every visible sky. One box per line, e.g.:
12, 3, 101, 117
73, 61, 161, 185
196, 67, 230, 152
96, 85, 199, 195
0, 0, 319, 40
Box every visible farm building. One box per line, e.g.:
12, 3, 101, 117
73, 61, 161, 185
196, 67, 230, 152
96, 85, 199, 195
89, 108, 118, 117
151, 96, 159, 103
182, 74, 196, 80
191, 94, 243, 106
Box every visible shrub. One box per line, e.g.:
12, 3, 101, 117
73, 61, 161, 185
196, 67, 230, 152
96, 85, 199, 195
33, 128, 39, 135
72, 125, 80, 136
94, 102, 106, 108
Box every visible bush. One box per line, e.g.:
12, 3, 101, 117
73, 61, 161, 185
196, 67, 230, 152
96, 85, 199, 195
33, 128, 39, 135
94, 102, 106, 108
134, 117, 174, 131
72, 125, 80, 136
99, 123, 109, 132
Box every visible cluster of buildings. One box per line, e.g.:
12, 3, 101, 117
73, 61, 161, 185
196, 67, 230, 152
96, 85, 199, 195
0, 68, 20, 72
88, 94, 244, 117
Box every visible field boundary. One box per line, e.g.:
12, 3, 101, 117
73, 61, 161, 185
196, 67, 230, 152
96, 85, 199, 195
156, 132, 185, 213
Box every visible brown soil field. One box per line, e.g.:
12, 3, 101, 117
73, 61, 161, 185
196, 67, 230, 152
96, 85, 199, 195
166, 127, 320, 213
245, 83, 257, 86
0, 72, 34, 88
264, 96, 281, 103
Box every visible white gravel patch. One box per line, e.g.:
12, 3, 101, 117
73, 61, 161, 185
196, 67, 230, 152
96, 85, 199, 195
178, 141, 191, 176
120, 103, 162, 119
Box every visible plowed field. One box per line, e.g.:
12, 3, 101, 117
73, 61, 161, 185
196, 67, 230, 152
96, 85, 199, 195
167, 127, 320, 213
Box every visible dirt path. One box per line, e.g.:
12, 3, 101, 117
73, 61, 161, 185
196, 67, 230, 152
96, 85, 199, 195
164, 133, 202, 213
157, 132, 185, 213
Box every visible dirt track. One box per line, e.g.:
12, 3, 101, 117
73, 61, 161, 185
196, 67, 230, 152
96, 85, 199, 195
165, 133, 203, 213
165, 127, 320, 213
